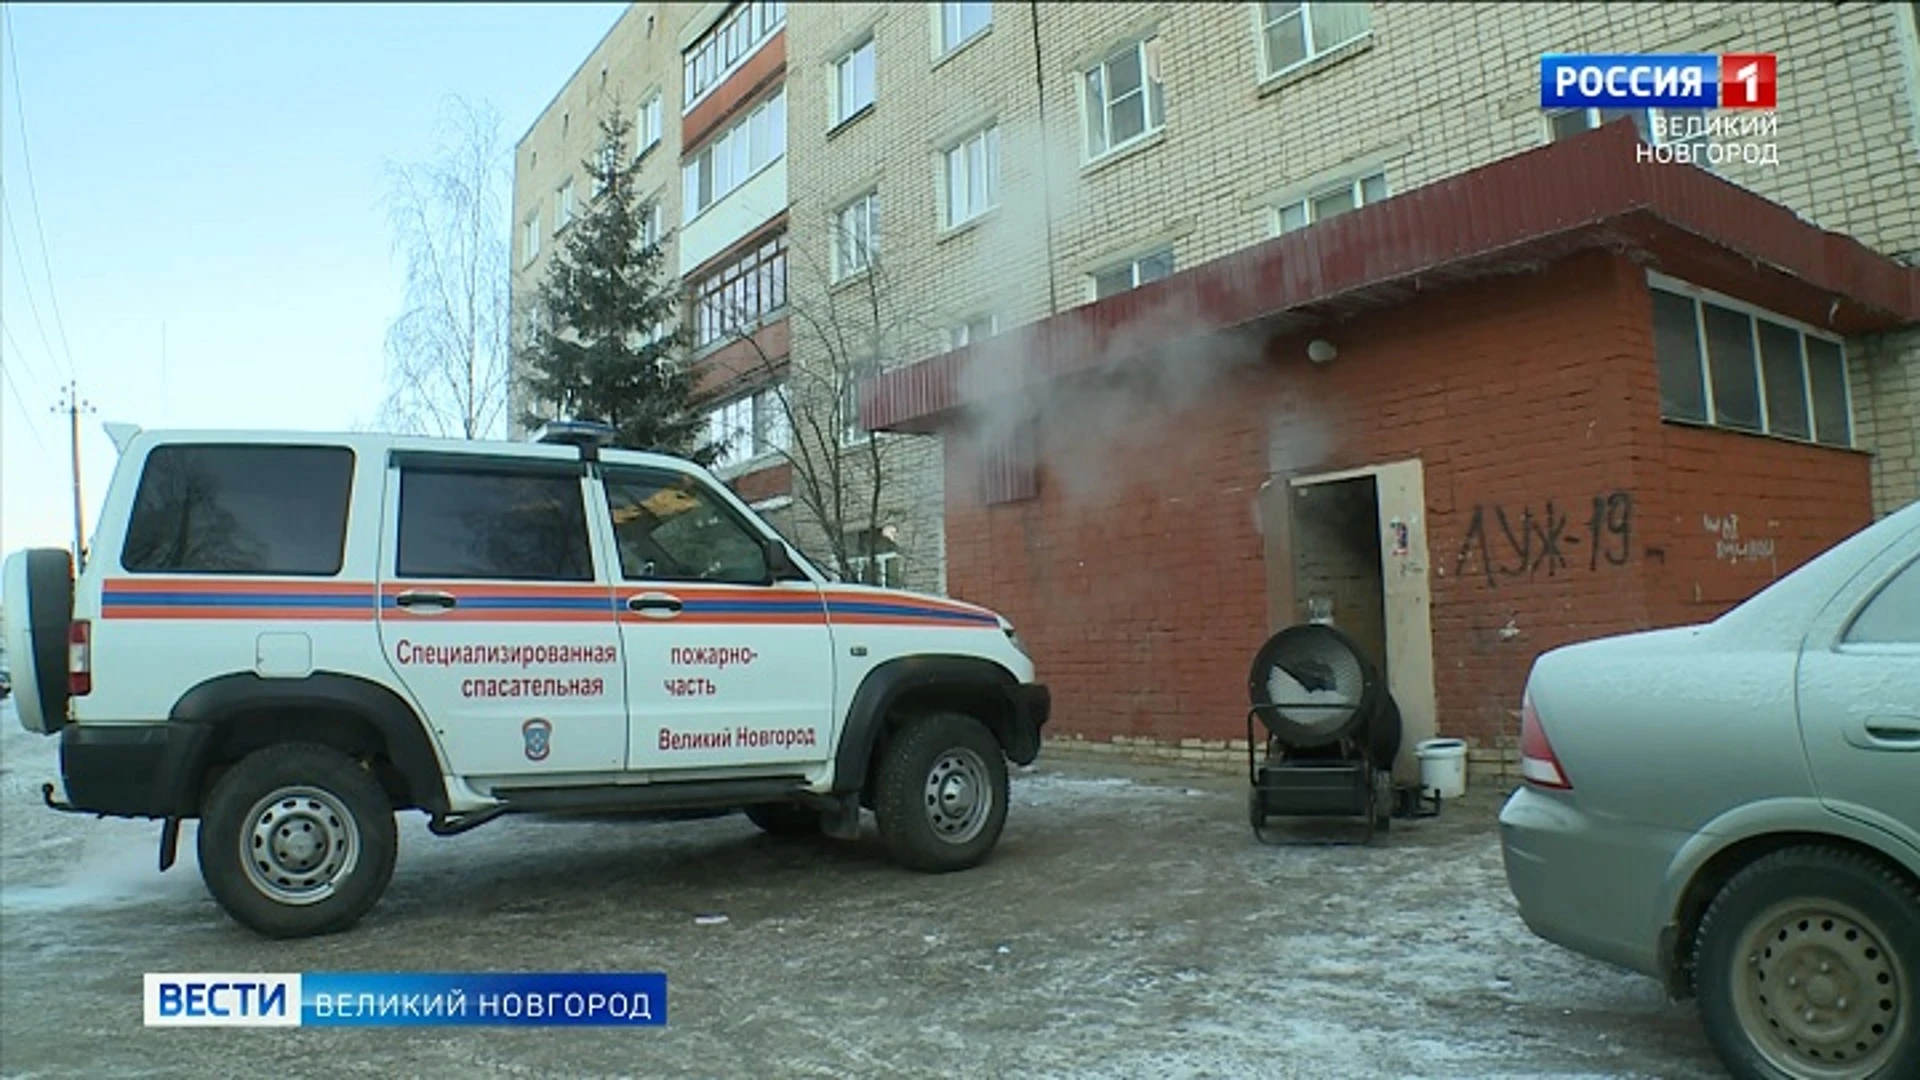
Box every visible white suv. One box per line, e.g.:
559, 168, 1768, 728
2, 424, 1048, 938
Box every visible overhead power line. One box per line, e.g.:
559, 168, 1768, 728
1, 187, 66, 392
3, 4, 79, 378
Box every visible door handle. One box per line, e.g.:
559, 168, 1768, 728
1845, 716, 1920, 751
394, 590, 457, 612
627, 592, 683, 618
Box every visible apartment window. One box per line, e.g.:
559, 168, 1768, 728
591, 141, 617, 198
554, 179, 576, 232
706, 383, 791, 470
637, 93, 663, 156
1547, 106, 1712, 161
691, 234, 788, 349
833, 37, 877, 126
939, 1, 992, 55
640, 200, 664, 249
684, 1, 787, 110
1092, 248, 1174, 301
844, 528, 902, 588
948, 313, 999, 349
1084, 37, 1165, 158
1274, 171, 1387, 234
1260, 1, 1372, 79
683, 88, 787, 222
943, 125, 1000, 227
1651, 281, 1853, 447
521, 212, 541, 266
840, 359, 882, 446
833, 190, 881, 281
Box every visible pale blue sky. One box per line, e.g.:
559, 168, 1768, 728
0, 2, 626, 554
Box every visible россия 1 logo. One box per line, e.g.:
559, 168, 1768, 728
1539, 53, 1776, 110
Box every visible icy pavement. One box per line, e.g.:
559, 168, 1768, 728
0, 710, 1723, 1079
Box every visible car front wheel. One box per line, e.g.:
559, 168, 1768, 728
197, 743, 398, 939
1693, 846, 1918, 1080
871, 712, 1009, 873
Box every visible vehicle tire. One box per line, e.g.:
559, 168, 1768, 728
1693, 846, 1918, 1080
745, 802, 823, 837
872, 712, 1009, 873
196, 743, 398, 940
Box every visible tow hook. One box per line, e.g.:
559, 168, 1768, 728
158, 818, 182, 872
40, 783, 80, 813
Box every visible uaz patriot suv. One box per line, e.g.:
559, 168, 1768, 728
3, 423, 1049, 938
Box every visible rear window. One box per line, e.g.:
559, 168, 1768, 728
120, 444, 355, 575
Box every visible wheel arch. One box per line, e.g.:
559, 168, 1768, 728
1660, 815, 1920, 999
831, 655, 1027, 797
167, 671, 450, 816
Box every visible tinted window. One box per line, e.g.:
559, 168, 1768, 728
604, 470, 768, 584
1756, 320, 1810, 440
1652, 289, 1708, 422
396, 467, 592, 581
121, 444, 353, 575
1806, 337, 1852, 447
1845, 557, 1919, 645
1702, 302, 1762, 432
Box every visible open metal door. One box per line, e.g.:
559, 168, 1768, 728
1371, 460, 1438, 784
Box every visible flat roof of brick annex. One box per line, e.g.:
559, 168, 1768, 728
864, 121, 1920, 435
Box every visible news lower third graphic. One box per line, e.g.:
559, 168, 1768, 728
144, 972, 668, 1027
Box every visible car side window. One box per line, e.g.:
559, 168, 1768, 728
603, 469, 768, 584
1843, 555, 1919, 645
121, 444, 355, 575
395, 464, 593, 581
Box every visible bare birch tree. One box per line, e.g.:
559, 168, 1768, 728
377, 96, 511, 440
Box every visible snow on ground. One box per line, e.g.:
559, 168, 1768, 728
0, 712, 1722, 1078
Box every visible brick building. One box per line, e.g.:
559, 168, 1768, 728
513, 2, 1920, 767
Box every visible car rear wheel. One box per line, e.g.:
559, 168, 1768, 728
197, 743, 398, 939
1694, 846, 1918, 1080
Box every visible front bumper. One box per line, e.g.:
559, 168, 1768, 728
1003, 683, 1051, 765
59, 722, 210, 819
1498, 785, 1684, 980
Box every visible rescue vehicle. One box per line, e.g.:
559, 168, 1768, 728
2, 420, 1049, 938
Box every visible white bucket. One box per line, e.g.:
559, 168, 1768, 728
1415, 738, 1469, 800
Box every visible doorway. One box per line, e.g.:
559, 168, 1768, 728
1258, 459, 1438, 782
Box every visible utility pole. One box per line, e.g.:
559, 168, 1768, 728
53, 381, 94, 570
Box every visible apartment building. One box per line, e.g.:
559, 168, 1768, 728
516, 2, 1920, 769
512, 2, 802, 535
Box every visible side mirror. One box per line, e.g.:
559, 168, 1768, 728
762, 538, 803, 582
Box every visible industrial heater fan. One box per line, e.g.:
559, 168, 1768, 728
1244, 622, 1401, 844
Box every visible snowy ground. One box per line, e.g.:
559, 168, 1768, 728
0, 705, 1724, 1079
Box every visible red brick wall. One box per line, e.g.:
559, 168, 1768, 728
941, 251, 1872, 750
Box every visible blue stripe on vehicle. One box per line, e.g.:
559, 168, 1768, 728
825, 601, 999, 624
102, 592, 371, 608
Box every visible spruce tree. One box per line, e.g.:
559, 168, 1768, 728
517, 109, 716, 463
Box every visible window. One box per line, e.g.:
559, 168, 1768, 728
691, 234, 788, 349
1092, 248, 1174, 300
637, 93, 663, 156
640, 199, 664, 249
683, 89, 787, 222
591, 142, 617, 199
522, 212, 541, 266
949, 313, 998, 349
833, 37, 876, 126
604, 469, 770, 584
1649, 281, 1853, 446
1274, 171, 1387, 234
840, 360, 882, 446
121, 445, 354, 575
554, 179, 576, 232
395, 465, 591, 582
833, 190, 880, 281
1260, 1, 1371, 79
684, 1, 787, 110
1845, 557, 1920, 645
705, 383, 790, 469
943, 125, 1000, 227
1547, 106, 1713, 162
843, 528, 902, 588
1084, 37, 1165, 158
939, 1, 992, 54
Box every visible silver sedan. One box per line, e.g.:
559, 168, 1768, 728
1501, 499, 1918, 1080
